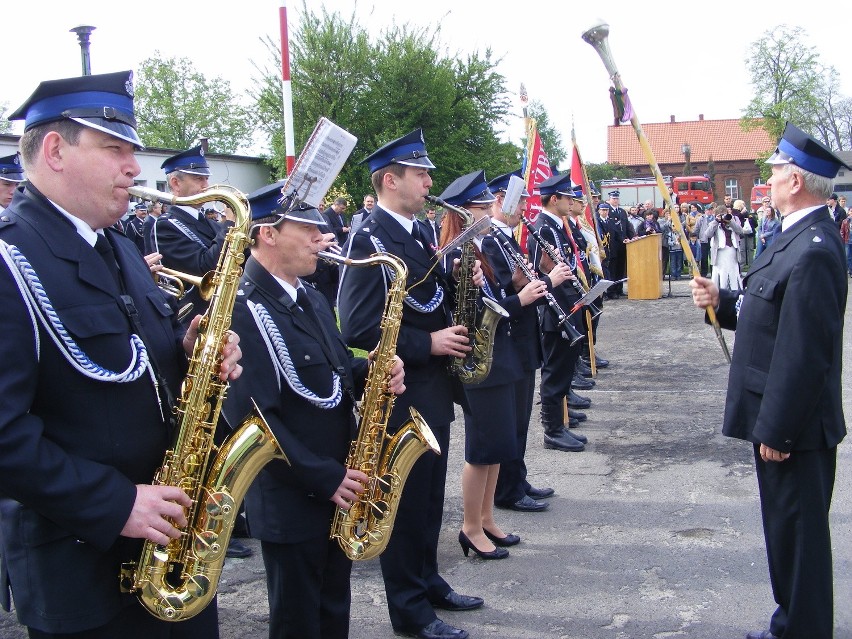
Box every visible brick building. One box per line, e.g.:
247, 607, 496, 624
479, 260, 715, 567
607, 116, 774, 205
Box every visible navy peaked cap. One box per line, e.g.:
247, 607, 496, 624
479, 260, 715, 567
361, 128, 435, 173
0, 153, 25, 183
538, 173, 573, 197
161, 145, 210, 176
766, 122, 851, 178
438, 170, 495, 206
9, 70, 141, 147
247, 180, 326, 225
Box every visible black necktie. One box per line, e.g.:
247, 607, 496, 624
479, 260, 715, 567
296, 287, 319, 323
411, 222, 424, 246
95, 233, 121, 288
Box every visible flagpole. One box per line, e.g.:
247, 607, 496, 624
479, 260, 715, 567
279, 0, 296, 174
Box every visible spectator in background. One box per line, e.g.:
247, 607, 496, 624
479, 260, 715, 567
323, 197, 350, 245
693, 203, 714, 277
840, 207, 852, 276
349, 193, 375, 234
755, 205, 780, 259
732, 199, 755, 267
703, 204, 745, 290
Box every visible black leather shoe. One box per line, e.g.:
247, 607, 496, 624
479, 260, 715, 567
405, 619, 469, 639
568, 408, 587, 422
432, 591, 484, 611
499, 494, 549, 511
571, 375, 594, 390
575, 362, 594, 378
745, 631, 779, 639
225, 539, 253, 559
543, 429, 585, 452
458, 531, 509, 559
526, 485, 554, 499
566, 429, 587, 443
568, 416, 579, 427
483, 528, 521, 546
568, 390, 591, 408
581, 355, 609, 369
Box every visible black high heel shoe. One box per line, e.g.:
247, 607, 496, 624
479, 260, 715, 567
458, 531, 509, 559
483, 528, 520, 547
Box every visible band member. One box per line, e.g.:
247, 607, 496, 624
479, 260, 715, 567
527, 173, 588, 452
0, 152, 25, 211
436, 170, 544, 554
691, 123, 848, 639
125, 202, 148, 254
153, 145, 236, 324
222, 182, 404, 639
487, 170, 567, 512
337, 129, 483, 639
0, 70, 242, 638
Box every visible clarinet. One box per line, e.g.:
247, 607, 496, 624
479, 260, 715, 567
488, 226, 584, 345
520, 216, 603, 318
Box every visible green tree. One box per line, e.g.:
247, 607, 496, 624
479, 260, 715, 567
742, 25, 824, 145
584, 162, 630, 187
524, 100, 566, 167
0, 102, 12, 134
250, 5, 519, 194
134, 53, 252, 153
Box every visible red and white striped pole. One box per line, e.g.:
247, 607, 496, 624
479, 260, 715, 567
279, 0, 296, 174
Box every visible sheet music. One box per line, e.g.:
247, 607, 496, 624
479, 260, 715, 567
577, 278, 621, 305
282, 117, 358, 208
502, 175, 525, 215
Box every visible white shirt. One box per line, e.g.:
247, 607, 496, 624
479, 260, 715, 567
781, 205, 822, 232
50, 199, 99, 247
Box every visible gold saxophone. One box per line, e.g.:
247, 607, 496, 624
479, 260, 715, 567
120, 185, 287, 621
425, 195, 508, 384
324, 250, 440, 561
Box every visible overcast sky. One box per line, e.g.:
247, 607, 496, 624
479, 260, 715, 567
4, 1, 850, 165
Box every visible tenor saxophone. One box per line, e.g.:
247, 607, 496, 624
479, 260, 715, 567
425, 195, 508, 384
120, 185, 287, 621
324, 250, 440, 561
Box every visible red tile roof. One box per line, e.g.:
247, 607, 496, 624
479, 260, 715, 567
607, 118, 775, 165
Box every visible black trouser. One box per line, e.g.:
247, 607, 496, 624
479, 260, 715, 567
699, 242, 711, 277
27, 600, 218, 639
754, 445, 836, 639
540, 331, 581, 412
494, 370, 536, 504
261, 537, 352, 639
610, 249, 626, 294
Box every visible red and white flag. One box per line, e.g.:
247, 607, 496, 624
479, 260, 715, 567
519, 119, 552, 250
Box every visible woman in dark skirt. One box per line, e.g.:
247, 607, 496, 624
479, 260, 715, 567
437, 170, 546, 560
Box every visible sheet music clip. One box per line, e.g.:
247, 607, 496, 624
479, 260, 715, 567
277, 117, 358, 211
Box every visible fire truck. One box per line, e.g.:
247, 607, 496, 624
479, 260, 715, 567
750, 184, 771, 211
600, 175, 714, 207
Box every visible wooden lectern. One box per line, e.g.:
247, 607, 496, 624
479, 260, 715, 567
626, 234, 662, 299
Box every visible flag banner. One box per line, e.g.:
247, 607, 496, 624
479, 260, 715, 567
519, 119, 552, 251
570, 133, 606, 260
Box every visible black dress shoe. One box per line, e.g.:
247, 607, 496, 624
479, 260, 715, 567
543, 429, 585, 452
571, 375, 594, 390
483, 528, 521, 546
564, 428, 587, 444
432, 590, 485, 611
745, 631, 779, 639
225, 539, 253, 559
568, 390, 591, 408
568, 408, 587, 422
458, 531, 509, 560
526, 485, 554, 499
575, 362, 594, 378
581, 355, 609, 369
406, 619, 470, 639
499, 494, 549, 511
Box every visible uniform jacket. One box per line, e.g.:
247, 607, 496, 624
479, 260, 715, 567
323, 206, 349, 245
154, 205, 232, 316
526, 213, 581, 333
223, 258, 367, 543
124, 216, 146, 254
481, 229, 543, 372
141, 214, 158, 255
0, 185, 185, 633
715, 206, 846, 452
338, 206, 458, 427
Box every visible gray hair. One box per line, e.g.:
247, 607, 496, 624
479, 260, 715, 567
779, 163, 834, 199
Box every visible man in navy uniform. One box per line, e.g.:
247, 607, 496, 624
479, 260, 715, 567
154, 145, 236, 324
527, 173, 588, 453
0, 152, 25, 211
0, 70, 242, 638
337, 129, 483, 639
692, 123, 848, 639
125, 202, 148, 254
486, 170, 569, 512
605, 189, 633, 297
223, 181, 404, 639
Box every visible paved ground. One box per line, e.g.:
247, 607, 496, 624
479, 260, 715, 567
3, 278, 852, 638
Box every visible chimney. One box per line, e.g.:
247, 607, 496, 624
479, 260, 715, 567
670, 115, 675, 123
699, 114, 704, 121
